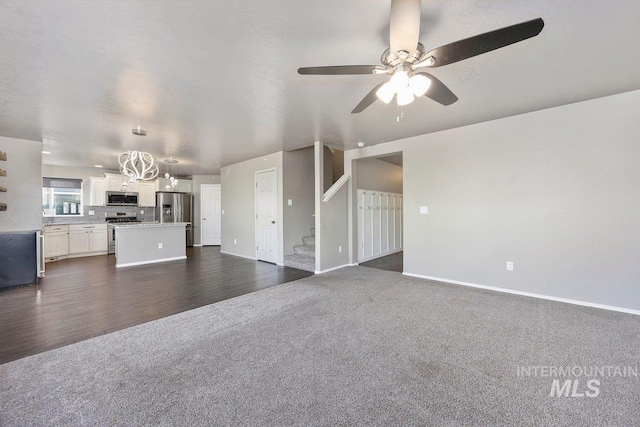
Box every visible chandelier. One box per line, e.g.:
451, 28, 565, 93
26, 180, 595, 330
163, 156, 179, 190
119, 127, 159, 182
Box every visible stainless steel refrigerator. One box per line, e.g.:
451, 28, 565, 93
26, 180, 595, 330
155, 191, 194, 247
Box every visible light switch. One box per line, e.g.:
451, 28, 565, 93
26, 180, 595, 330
420, 206, 429, 215
288, 199, 292, 206
88, 210, 95, 215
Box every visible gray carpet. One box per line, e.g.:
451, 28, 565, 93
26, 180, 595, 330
1, 266, 639, 426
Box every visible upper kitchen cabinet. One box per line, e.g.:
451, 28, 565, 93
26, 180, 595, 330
87, 177, 106, 206
137, 182, 156, 207
156, 178, 193, 193
105, 173, 138, 192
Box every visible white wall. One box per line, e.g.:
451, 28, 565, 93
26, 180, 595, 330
220, 152, 284, 263
191, 174, 221, 245
357, 157, 403, 194
346, 89, 640, 312
0, 136, 42, 232
315, 142, 349, 272
283, 147, 314, 255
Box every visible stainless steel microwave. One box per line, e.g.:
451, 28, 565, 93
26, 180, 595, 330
106, 191, 139, 206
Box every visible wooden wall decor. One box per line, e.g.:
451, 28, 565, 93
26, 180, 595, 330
1, 150, 5, 211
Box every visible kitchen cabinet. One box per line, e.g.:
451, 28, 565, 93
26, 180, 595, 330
137, 181, 156, 207
88, 177, 106, 206
106, 173, 125, 191
44, 225, 69, 259
105, 173, 139, 192
68, 224, 107, 254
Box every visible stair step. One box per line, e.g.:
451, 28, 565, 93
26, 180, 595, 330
293, 244, 315, 257
284, 254, 315, 273
310, 227, 315, 237
302, 236, 315, 246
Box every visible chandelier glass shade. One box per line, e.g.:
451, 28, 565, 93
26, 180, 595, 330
119, 150, 159, 182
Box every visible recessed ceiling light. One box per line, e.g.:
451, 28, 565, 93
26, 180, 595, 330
94, 164, 103, 168
42, 151, 51, 154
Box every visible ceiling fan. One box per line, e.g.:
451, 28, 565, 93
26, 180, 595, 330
298, 0, 544, 114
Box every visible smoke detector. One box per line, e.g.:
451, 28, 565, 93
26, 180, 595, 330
357, 141, 365, 148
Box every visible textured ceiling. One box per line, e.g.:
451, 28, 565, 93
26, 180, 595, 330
1, 0, 639, 176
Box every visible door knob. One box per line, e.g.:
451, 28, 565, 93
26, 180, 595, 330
271, 221, 276, 224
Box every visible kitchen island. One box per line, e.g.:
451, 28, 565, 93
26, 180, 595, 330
114, 223, 188, 268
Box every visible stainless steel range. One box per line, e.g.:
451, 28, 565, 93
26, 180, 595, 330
106, 212, 140, 254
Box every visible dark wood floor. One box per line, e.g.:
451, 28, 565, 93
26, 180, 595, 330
359, 251, 403, 273
0, 247, 312, 364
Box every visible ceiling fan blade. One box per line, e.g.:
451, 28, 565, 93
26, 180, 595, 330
297, 65, 379, 75
351, 82, 386, 114
424, 18, 544, 67
389, 0, 421, 54
416, 73, 458, 106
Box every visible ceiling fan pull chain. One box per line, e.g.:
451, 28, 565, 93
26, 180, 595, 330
396, 104, 405, 122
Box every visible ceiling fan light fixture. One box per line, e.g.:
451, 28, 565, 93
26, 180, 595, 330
396, 87, 415, 106
409, 74, 431, 97
389, 69, 409, 91
376, 82, 395, 104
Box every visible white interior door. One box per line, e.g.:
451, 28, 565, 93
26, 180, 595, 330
255, 169, 278, 263
201, 184, 221, 245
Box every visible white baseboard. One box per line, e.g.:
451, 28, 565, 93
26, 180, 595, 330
315, 263, 351, 274
116, 256, 187, 268
64, 251, 108, 260
402, 272, 640, 316
220, 250, 257, 261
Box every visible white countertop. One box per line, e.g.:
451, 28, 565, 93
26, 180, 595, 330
113, 222, 189, 228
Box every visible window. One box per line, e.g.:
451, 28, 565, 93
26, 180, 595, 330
42, 177, 83, 217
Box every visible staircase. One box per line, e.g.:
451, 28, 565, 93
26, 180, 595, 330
284, 227, 315, 273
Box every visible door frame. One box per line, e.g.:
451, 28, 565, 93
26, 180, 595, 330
200, 183, 221, 246
254, 167, 278, 263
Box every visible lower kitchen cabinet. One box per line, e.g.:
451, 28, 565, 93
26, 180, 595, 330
68, 224, 108, 254
44, 225, 69, 259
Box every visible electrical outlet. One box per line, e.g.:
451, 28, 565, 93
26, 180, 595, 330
234, 238, 237, 244
506, 262, 514, 271
420, 206, 429, 215
338, 246, 342, 253
158, 243, 163, 249
140, 210, 144, 215
288, 199, 292, 206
